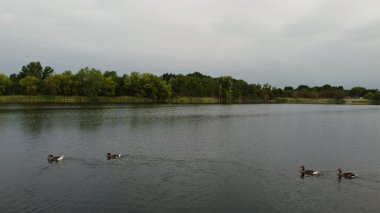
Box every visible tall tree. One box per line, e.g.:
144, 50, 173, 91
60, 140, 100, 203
102, 76, 117, 96
124, 72, 171, 101
18, 62, 43, 80
218, 76, 233, 103
0, 74, 12, 95
57, 72, 74, 96
19, 76, 39, 95
73, 67, 103, 96
42, 66, 54, 80
124, 72, 143, 97
350, 86, 367, 98
43, 75, 60, 95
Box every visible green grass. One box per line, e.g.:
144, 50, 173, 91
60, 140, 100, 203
275, 98, 342, 104
275, 97, 377, 105
0, 96, 152, 104
0, 96, 220, 104
168, 97, 219, 104
0, 96, 378, 105
342, 98, 377, 105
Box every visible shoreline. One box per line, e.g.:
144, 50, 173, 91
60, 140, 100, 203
0, 96, 378, 105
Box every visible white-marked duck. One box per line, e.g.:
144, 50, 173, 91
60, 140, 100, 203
337, 168, 356, 179
299, 165, 320, 175
107, 152, 121, 159
47, 154, 64, 162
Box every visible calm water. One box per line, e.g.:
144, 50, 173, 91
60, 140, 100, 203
0, 104, 379, 212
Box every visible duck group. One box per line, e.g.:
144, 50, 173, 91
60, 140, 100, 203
45, 156, 358, 180
299, 165, 357, 179
47, 152, 123, 162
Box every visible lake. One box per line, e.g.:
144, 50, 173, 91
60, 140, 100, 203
0, 104, 379, 212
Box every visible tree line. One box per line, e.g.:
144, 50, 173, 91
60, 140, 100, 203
0, 61, 379, 103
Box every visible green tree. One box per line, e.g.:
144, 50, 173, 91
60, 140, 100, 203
218, 76, 233, 103
103, 71, 120, 94
19, 76, 39, 95
51, 71, 75, 96
261, 83, 273, 102
124, 72, 171, 101
42, 66, 54, 80
9, 73, 19, 95
102, 76, 117, 96
316, 84, 346, 99
17, 62, 55, 94
18, 62, 43, 80
124, 72, 143, 97
0, 73, 12, 95
168, 74, 186, 97
43, 75, 61, 95
364, 92, 374, 100
164, 72, 218, 98
295, 85, 311, 98
283, 86, 294, 98
247, 83, 262, 100
18, 61, 54, 80
231, 79, 248, 102
140, 73, 171, 101
73, 67, 103, 96
104, 71, 118, 80
374, 91, 380, 100
272, 87, 284, 98
350, 86, 367, 98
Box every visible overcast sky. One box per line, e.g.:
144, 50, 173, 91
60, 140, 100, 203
0, 0, 379, 88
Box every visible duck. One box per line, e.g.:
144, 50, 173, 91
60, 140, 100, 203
337, 168, 356, 179
299, 165, 320, 175
47, 154, 64, 162
107, 152, 121, 159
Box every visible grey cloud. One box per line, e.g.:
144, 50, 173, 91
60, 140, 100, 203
0, 0, 379, 88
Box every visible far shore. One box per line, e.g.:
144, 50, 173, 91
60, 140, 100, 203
274, 97, 378, 105
0, 96, 378, 105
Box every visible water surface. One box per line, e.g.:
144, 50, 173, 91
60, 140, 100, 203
0, 104, 379, 212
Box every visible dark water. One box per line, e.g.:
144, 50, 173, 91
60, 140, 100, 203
0, 104, 379, 212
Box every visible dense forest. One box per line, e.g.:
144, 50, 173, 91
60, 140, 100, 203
0, 61, 379, 103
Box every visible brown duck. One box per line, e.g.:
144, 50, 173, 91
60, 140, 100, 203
299, 165, 320, 175
107, 152, 121, 159
47, 154, 64, 162
337, 168, 357, 178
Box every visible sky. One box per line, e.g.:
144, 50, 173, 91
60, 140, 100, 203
0, 0, 379, 88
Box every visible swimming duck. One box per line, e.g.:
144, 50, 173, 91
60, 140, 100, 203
107, 152, 121, 159
47, 154, 64, 162
337, 168, 356, 179
299, 165, 320, 175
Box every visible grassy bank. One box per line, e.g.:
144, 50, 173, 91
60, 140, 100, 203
275, 98, 378, 105
342, 98, 378, 105
0, 96, 378, 105
168, 97, 219, 104
275, 98, 343, 104
0, 96, 218, 104
0, 96, 152, 104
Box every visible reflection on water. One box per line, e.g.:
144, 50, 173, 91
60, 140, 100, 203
21, 109, 44, 137
0, 104, 380, 212
9, 106, 108, 138
78, 109, 105, 131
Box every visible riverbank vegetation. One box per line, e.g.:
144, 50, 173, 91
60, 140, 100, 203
1, 61, 379, 104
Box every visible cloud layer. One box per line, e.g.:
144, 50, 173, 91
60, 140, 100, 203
1, 0, 379, 88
